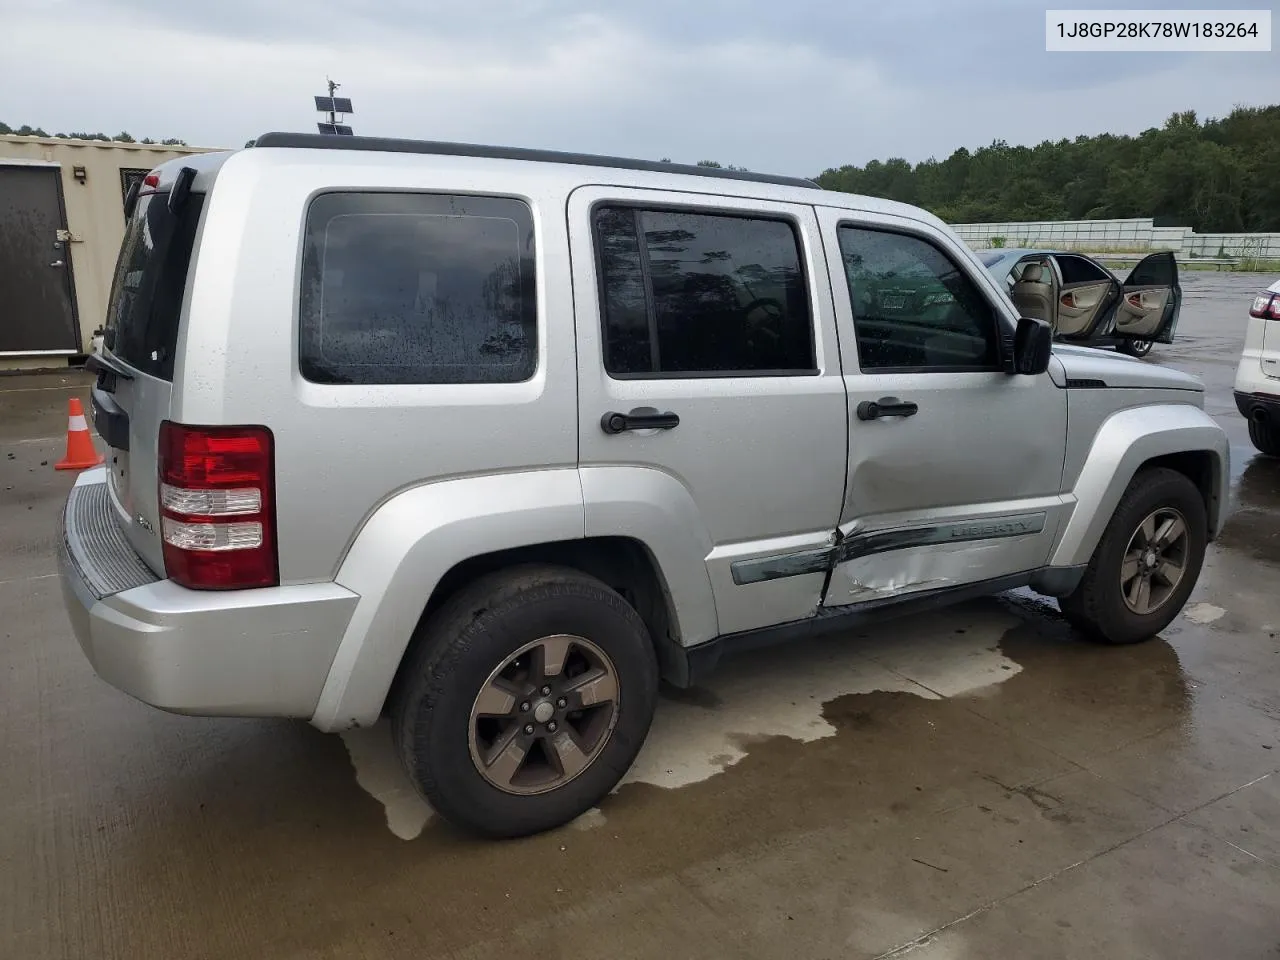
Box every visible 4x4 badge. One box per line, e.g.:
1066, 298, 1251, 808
135, 515, 154, 534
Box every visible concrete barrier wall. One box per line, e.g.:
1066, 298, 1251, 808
951, 217, 1280, 259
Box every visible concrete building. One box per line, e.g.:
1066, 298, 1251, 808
0, 135, 222, 372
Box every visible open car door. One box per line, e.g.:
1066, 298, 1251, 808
1113, 251, 1181, 344
1051, 254, 1117, 341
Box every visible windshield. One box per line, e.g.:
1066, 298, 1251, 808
103, 191, 204, 381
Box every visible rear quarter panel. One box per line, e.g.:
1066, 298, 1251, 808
173, 149, 580, 585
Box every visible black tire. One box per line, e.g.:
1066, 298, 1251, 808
1248, 417, 1280, 457
1058, 467, 1207, 645
392, 564, 658, 838
1119, 339, 1154, 358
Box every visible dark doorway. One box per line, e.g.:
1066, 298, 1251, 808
0, 165, 79, 353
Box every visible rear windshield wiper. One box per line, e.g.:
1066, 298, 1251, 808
85, 352, 135, 381
168, 167, 196, 214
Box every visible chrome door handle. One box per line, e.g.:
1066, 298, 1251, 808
857, 397, 919, 421
49, 260, 65, 267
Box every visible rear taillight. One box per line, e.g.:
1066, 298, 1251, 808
1249, 293, 1280, 319
158, 422, 277, 590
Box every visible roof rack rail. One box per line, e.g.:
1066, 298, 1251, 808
250, 132, 821, 190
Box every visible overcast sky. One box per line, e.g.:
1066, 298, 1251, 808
4, 0, 1277, 176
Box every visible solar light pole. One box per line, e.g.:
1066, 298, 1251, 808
315, 78, 354, 136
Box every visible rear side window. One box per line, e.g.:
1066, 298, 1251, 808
104, 192, 204, 381
593, 206, 816, 377
299, 193, 536, 385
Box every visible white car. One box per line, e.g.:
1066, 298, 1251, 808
1234, 278, 1280, 456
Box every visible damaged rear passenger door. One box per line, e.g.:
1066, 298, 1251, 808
818, 208, 1069, 607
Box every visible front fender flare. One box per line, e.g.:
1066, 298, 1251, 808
1049, 403, 1229, 569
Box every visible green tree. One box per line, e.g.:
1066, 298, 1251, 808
813, 104, 1280, 231
2, 121, 186, 145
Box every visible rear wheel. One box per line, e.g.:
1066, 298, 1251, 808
1119, 339, 1153, 358
392, 565, 659, 838
1059, 467, 1206, 645
1248, 417, 1280, 456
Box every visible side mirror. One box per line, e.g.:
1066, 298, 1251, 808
1011, 316, 1053, 375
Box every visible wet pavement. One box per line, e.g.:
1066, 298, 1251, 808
2, 272, 1279, 959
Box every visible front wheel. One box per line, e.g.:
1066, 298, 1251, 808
1119, 339, 1154, 358
392, 565, 659, 838
1059, 467, 1207, 645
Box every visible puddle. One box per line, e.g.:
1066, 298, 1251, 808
624, 612, 1024, 791
339, 724, 432, 840
344, 603, 1028, 838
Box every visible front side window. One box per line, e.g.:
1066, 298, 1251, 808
594, 206, 816, 376
299, 192, 536, 385
837, 226, 1002, 372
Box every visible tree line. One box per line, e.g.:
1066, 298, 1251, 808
813, 105, 1280, 233
0, 122, 186, 146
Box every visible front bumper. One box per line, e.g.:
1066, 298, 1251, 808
1234, 390, 1280, 426
58, 469, 359, 717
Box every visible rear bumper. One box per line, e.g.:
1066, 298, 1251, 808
58, 469, 359, 718
1234, 390, 1280, 426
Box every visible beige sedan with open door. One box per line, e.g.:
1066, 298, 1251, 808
982, 248, 1182, 358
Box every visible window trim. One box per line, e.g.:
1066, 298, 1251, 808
1055, 253, 1114, 286
590, 199, 820, 380
835, 220, 1010, 376
297, 189, 539, 387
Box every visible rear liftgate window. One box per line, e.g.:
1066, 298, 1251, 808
104, 192, 204, 381
299, 193, 537, 385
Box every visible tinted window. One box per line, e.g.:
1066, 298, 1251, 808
837, 226, 1001, 371
594, 206, 815, 376
1125, 253, 1176, 287
299, 193, 536, 385
104, 192, 204, 381
1057, 255, 1110, 285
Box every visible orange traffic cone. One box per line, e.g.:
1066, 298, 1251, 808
54, 398, 105, 471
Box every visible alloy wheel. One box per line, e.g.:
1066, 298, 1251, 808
1120, 506, 1189, 615
468, 634, 620, 795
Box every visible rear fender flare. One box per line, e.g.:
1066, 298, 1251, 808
311, 470, 585, 731
309, 466, 721, 731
